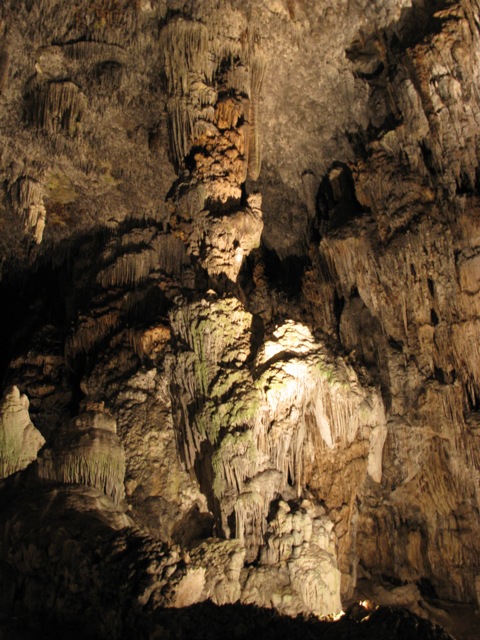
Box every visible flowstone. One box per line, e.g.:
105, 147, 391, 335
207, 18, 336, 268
243, 499, 342, 617
169, 297, 385, 613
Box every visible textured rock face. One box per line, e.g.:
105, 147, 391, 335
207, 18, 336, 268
0, 386, 45, 478
35, 409, 126, 504
0, 0, 480, 638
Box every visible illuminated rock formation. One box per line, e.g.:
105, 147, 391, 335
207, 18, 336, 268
0, 386, 45, 478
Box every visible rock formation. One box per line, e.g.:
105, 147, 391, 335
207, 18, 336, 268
0, 1, 479, 638
0, 385, 45, 478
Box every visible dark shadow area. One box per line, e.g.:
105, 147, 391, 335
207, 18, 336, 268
390, 0, 452, 52
190, 440, 224, 537
2, 600, 456, 640
262, 245, 310, 294
171, 504, 215, 547
0, 218, 180, 418
0, 254, 70, 391
248, 313, 265, 364
316, 162, 366, 233
0, 479, 458, 640
418, 577, 439, 599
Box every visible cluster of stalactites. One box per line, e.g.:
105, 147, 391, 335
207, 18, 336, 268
159, 18, 216, 167
159, 16, 266, 178
234, 470, 283, 562
159, 18, 212, 97
26, 80, 87, 136
97, 234, 189, 288
65, 308, 121, 360
170, 301, 386, 558
36, 410, 126, 504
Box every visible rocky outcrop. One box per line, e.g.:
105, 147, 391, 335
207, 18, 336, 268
0, 482, 183, 638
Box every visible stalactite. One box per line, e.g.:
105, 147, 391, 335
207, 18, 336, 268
159, 19, 211, 96
65, 310, 120, 359
452, 320, 480, 395
313, 376, 363, 448
215, 97, 244, 131
234, 470, 283, 561
94, 60, 124, 92
254, 320, 386, 496
211, 431, 258, 499
167, 97, 192, 168
159, 19, 213, 168
26, 81, 87, 136
11, 176, 43, 212
8, 176, 47, 243
97, 234, 188, 288
60, 40, 125, 61
235, 491, 264, 543
38, 451, 125, 503
170, 298, 252, 390
0, 48, 10, 94
178, 394, 203, 472
321, 234, 368, 301
36, 414, 126, 504
246, 54, 266, 181
159, 16, 264, 175
222, 59, 250, 96
98, 250, 153, 289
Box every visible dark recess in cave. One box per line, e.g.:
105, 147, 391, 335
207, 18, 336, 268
262, 245, 309, 294
0, 261, 67, 390
316, 162, 366, 232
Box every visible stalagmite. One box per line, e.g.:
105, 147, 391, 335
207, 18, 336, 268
242, 499, 342, 617
0, 386, 45, 479
246, 54, 266, 181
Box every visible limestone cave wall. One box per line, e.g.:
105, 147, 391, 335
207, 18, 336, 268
0, 1, 479, 638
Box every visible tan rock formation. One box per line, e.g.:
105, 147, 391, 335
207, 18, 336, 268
36, 409, 126, 504
0, 386, 45, 478
244, 498, 342, 617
